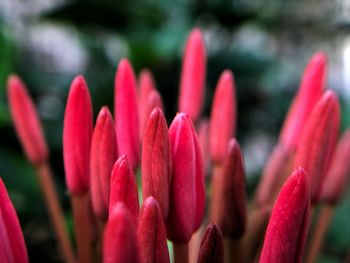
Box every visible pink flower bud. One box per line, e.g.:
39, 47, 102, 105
210, 70, 236, 164
179, 28, 206, 122
109, 155, 139, 224
254, 144, 293, 206
140, 89, 164, 141
280, 52, 326, 151
167, 113, 205, 243
90, 107, 118, 220
63, 75, 93, 195
138, 196, 170, 263
114, 59, 139, 169
197, 223, 224, 263
320, 130, 350, 204
141, 108, 171, 219
103, 203, 139, 263
260, 168, 310, 263
7, 75, 48, 165
294, 90, 340, 204
0, 178, 28, 263
210, 138, 247, 238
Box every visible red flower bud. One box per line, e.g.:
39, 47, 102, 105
115, 59, 139, 169
260, 168, 310, 263
210, 70, 236, 164
320, 130, 350, 204
109, 155, 139, 224
280, 52, 326, 151
167, 113, 205, 243
140, 89, 164, 141
294, 90, 340, 203
103, 203, 139, 263
0, 178, 28, 263
138, 196, 169, 263
63, 75, 93, 194
179, 28, 206, 122
141, 108, 171, 219
7, 75, 48, 165
90, 107, 118, 220
197, 223, 224, 263
210, 138, 247, 238
254, 144, 293, 206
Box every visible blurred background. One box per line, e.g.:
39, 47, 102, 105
0, 0, 350, 262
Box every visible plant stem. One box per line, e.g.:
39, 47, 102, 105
174, 243, 189, 263
36, 162, 75, 263
305, 204, 334, 263
71, 193, 97, 263
189, 225, 203, 263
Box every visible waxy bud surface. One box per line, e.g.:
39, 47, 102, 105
138, 197, 169, 263
90, 107, 118, 220
178, 28, 206, 122
63, 75, 93, 194
167, 113, 205, 243
115, 59, 139, 169
0, 178, 28, 263
7, 75, 48, 165
210, 138, 246, 238
294, 90, 340, 203
109, 155, 139, 224
280, 52, 326, 150
260, 168, 310, 263
197, 223, 224, 263
210, 70, 236, 164
103, 203, 139, 263
142, 108, 171, 219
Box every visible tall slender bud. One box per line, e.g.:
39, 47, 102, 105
294, 90, 340, 203
138, 197, 170, 263
63, 75, 93, 194
90, 107, 118, 220
167, 113, 205, 243
210, 138, 247, 238
280, 52, 326, 150
115, 59, 139, 169
0, 178, 28, 263
142, 108, 171, 219
210, 70, 236, 164
259, 168, 310, 263
7, 75, 48, 165
178, 28, 206, 123
109, 155, 139, 224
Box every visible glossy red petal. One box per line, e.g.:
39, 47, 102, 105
209, 70, 236, 164
167, 113, 205, 243
138, 197, 170, 263
109, 155, 139, 224
7, 75, 48, 165
141, 108, 171, 219
210, 139, 247, 238
294, 90, 340, 203
280, 52, 326, 151
90, 107, 118, 220
114, 59, 140, 169
103, 203, 139, 263
63, 75, 93, 194
0, 178, 28, 263
179, 28, 207, 122
259, 168, 310, 263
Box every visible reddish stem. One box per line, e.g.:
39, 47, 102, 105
174, 243, 189, 263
